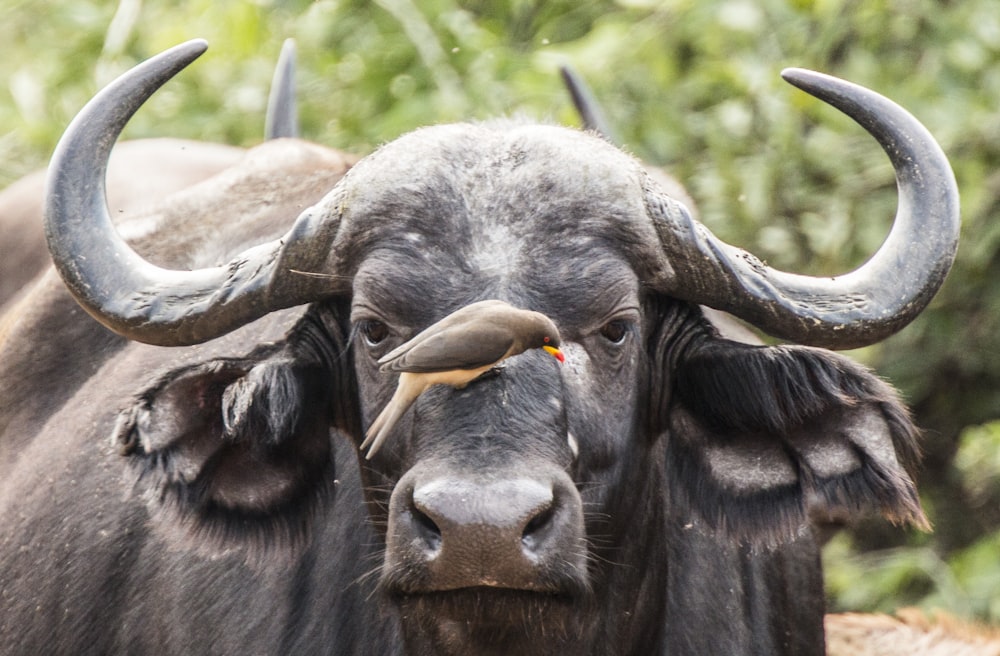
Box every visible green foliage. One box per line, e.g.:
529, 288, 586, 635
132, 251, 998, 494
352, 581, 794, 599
824, 420, 1000, 622
824, 529, 1000, 623
2, 0, 999, 624
955, 420, 1000, 534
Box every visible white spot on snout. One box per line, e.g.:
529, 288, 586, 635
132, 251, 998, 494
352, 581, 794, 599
567, 432, 579, 460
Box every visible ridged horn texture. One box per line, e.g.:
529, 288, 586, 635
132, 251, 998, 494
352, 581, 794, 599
44, 40, 345, 346
647, 68, 959, 349
265, 38, 299, 139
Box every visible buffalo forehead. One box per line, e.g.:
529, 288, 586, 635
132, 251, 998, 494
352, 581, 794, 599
343, 122, 651, 323
354, 121, 642, 183
338, 122, 652, 247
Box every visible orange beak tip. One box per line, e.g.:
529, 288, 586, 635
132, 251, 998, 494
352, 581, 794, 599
543, 345, 565, 363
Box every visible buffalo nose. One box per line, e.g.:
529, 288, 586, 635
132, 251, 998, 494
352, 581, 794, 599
412, 478, 553, 556
389, 474, 584, 591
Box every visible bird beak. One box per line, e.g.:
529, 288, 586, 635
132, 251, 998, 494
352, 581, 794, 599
543, 345, 565, 363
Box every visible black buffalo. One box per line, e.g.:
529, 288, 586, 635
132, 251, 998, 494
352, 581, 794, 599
0, 40, 959, 655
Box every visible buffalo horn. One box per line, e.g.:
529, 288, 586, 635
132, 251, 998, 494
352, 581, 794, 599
647, 69, 959, 349
265, 38, 299, 139
44, 40, 344, 346
559, 65, 620, 145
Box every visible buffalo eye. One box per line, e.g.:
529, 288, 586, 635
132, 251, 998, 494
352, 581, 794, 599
600, 319, 630, 345
360, 320, 389, 347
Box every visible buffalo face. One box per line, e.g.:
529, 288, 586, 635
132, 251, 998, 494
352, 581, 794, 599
341, 125, 654, 646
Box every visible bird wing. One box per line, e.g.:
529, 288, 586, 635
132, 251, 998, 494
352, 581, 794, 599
379, 323, 516, 373
376, 300, 513, 365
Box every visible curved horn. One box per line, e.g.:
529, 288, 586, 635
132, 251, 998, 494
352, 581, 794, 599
44, 40, 342, 346
648, 68, 959, 349
559, 65, 620, 144
265, 38, 298, 139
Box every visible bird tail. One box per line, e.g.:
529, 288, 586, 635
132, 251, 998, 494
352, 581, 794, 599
361, 395, 408, 460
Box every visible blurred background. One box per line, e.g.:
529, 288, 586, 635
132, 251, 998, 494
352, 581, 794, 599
1, 0, 998, 623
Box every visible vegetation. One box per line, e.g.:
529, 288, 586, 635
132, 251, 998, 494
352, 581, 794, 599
2, 0, 998, 623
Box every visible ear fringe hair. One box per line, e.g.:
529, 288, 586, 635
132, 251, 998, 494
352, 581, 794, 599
659, 321, 928, 545
222, 359, 306, 448
676, 339, 921, 474
117, 398, 335, 566
110, 303, 355, 565
667, 424, 929, 548
806, 447, 929, 530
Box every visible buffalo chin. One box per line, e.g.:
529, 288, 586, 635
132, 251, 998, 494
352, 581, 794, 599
394, 588, 590, 654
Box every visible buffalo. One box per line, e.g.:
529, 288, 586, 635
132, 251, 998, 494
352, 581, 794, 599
0, 40, 959, 655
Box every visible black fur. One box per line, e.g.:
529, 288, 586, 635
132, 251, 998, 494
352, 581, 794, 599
658, 312, 927, 544
110, 304, 354, 558
1, 122, 933, 656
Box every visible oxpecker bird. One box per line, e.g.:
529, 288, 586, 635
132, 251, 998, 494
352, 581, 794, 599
362, 300, 565, 458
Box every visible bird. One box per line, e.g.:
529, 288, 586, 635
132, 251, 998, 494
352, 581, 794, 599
361, 299, 565, 459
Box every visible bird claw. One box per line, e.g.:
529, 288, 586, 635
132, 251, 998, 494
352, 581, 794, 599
480, 363, 506, 379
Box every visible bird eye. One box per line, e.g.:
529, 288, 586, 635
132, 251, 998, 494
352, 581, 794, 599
360, 320, 389, 347
600, 319, 630, 345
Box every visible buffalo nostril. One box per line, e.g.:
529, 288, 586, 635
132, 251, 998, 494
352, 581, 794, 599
409, 506, 442, 554
521, 502, 556, 555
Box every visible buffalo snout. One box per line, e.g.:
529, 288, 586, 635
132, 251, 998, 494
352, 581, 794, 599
384, 466, 586, 595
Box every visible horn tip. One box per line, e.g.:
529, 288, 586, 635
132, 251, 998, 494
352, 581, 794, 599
178, 38, 210, 57
265, 37, 299, 140
559, 65, 584, 106
780, 67, 824, 89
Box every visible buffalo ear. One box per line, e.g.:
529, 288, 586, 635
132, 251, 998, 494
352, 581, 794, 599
113, 351, 334, 555
664, 336, 928, 545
